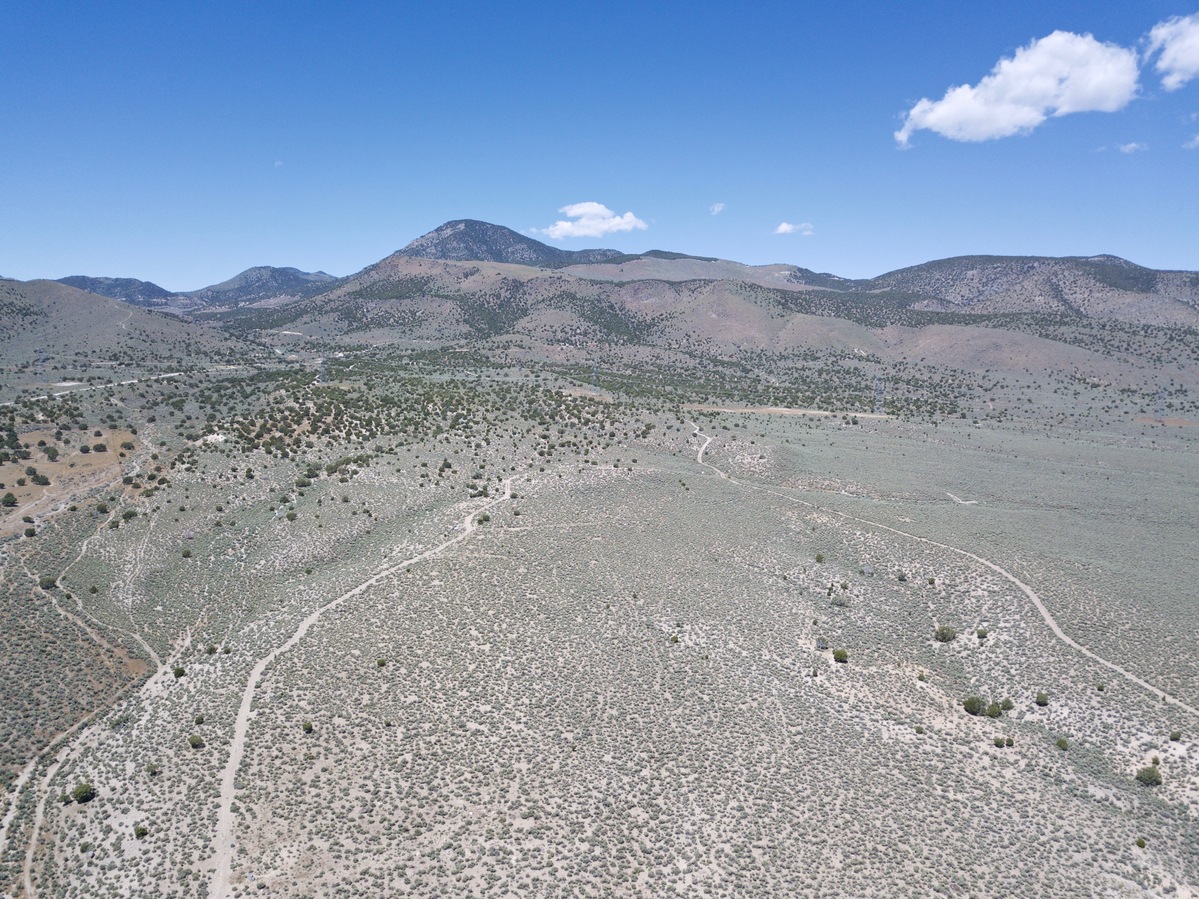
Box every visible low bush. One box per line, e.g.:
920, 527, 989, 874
1135, 765, 1162, 787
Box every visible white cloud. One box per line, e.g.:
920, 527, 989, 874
895, 31, 1140, 146
1185, 134, 1199, 149
1118, 141, 1148, 153
775, 222, 814, 236
541, 202, 647, 239
709, 202, 726, 216
1147, 13, 1199, 91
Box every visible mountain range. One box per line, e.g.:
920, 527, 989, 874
47, 220, 1199, 328
54, 266, 339, 311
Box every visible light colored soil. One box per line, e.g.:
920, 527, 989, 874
692, 425, 1199, 720
0, 429, 137, 540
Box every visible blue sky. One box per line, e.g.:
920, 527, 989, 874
2, 1, 1197, 288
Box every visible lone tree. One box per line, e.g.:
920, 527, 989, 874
934, 625, 957, 643
71, 783, 96, 804
963, 696, 985, 716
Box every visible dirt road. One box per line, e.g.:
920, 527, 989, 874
208, 482, 512, 897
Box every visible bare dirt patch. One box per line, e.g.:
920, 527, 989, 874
0, 429, 136, 539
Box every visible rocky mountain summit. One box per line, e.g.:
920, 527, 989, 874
399, 219, 625, 267
184, 266, 339, 307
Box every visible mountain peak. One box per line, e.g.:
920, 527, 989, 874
399, 219, 624, 268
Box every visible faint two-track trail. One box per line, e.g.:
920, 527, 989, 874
208, 483, 512, 897
691, 426, 1199, 719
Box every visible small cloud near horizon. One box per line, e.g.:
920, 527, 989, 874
709, 202, 726, 215
541, 202, 647, 239
775, 222, 814, 236
1184, 134, 1199, 149
1119, 142, 1148, 153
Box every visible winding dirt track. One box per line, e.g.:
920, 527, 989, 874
208, 482, 512, 897
692, 427, 1199, 719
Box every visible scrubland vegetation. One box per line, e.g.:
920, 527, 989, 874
0, 268, 1196, 896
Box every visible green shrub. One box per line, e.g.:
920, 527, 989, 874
1035, 692, 1049, 707
173, 666, 185, 679
934, 625, 957, 643
985, 702, 1003, 718
134, 824, 148, 839
1136, 837, 1146, 849
963, 696, 985, 716
187, 735, 204, 749
814, 553, 824, 563
1056, 738, 1069, 751
1000, 698, 1014, 711
71, 783, 96, 804
1135, 765, 1162, 787
1169, 730, 1181, 741
302, 720, 313, 734
993, 737, 1005, 747
832, 648, 848, 664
